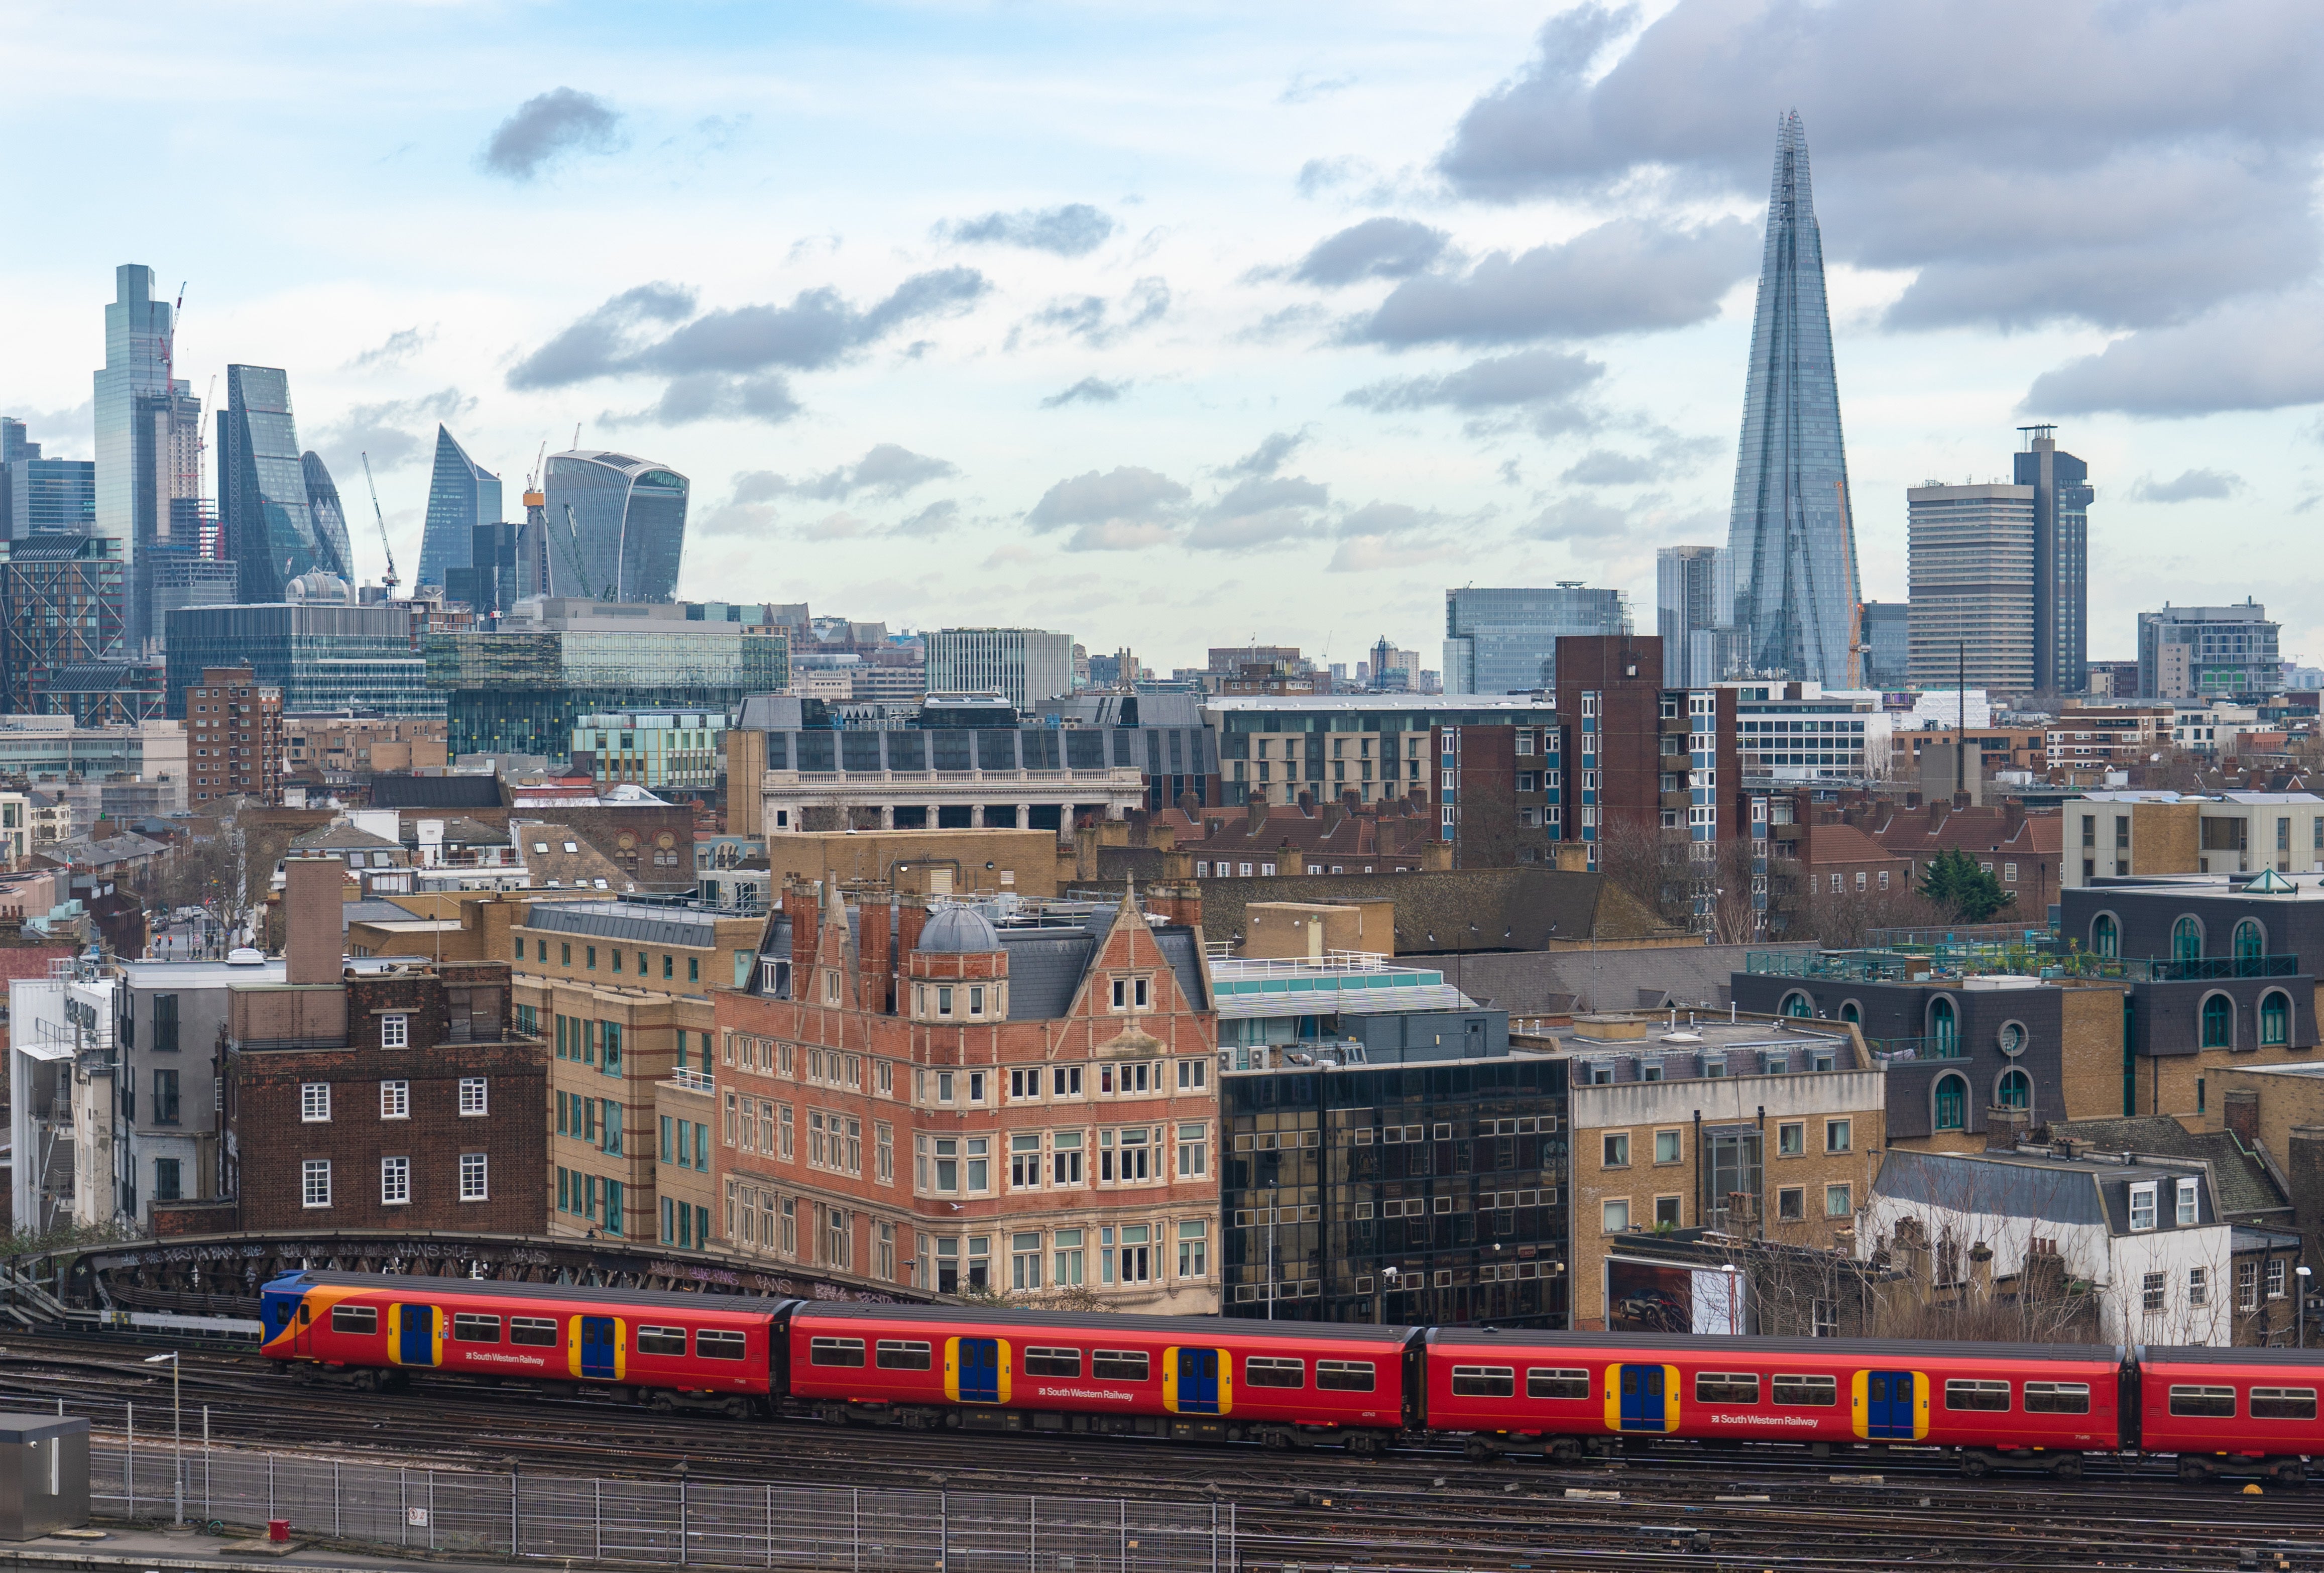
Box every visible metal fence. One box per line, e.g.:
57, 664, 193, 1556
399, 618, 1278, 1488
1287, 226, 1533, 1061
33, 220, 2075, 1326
89, 1436, 1235, 1570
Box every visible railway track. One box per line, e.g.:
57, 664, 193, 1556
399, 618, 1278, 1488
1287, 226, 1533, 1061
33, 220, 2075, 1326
11, 1333, 2323, 1570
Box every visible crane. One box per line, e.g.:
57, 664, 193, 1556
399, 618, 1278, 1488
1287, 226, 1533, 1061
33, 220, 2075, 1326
360, 452, 398, 597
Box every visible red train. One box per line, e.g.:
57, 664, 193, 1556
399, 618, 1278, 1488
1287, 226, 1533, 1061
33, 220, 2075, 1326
259, 1272, 2322, 1481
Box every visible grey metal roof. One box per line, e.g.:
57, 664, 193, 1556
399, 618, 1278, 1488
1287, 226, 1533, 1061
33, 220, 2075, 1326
1215, 981, 1473, 1021
2052, 1116, 2290, 1216
526, 901, 721, 947
1876, 1146, 2217, 1235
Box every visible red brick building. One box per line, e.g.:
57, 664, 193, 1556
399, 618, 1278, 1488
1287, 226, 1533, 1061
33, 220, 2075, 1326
185, 665, 283, 807
714, 881, 1220, 1310
223, 857, 547, 1231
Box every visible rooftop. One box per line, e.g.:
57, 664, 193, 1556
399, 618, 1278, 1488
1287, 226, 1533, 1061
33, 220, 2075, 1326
523, 901, 724, 947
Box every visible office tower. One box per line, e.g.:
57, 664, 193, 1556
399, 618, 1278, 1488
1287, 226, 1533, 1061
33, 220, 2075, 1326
2138, 602, 2280, 701
0, 536, 128, 712
446, 521, 519, 618
1725, 114, 1861, 685
165, 578, 436, 719
1858, 601, 1908, 690
218, 366, 346, 604
1655, 548, 1737, 688
1443, 585, 1631, 696
300, 452, 355, 584
924, 628, 1074, 709
541, 449, 687, 603
92, 266, 206, 648
417, 425, 503, 588
1906, 482, 2036, 695
1, 420, 96, 537
2015, 425, 2093, 695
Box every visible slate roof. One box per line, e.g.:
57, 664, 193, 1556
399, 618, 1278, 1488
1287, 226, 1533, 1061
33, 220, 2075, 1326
287, 825, 401, 852
525, 901, 721, 948
369, 774, 503, 810
1874, 1146, 2219, 1235
2050, 1115, 2290, 1217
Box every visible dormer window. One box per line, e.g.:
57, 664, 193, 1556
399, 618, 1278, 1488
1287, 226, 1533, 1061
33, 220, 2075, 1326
2129, 1181, 2157, 1231
2176, 1177, 2199, 1226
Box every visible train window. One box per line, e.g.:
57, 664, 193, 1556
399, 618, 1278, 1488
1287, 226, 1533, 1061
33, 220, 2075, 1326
696, 1331, 747, 1361
636, 1326, 687, 1357
2168, 1385, 2236, 1417
510, 1317, 557, 1346
329, 1305, 378, 1335
1526, 1368, 1590, 1400
874, 1340, 932, 1371
1772, 1375, 1838, 1407
810, 1337, 868, 1368
1695, 1372, 1760, 1404
1944, 1380, 2011, 1412
1245, 1358, 1305, 1389
2023, 1382, 2090, 1414
1023, 1347, 1080, 1377
2251, 1388, 2318, 1420
1092, 1350, 1149, 1381
1317, 1360, 1376, 1392
452, 1313, 501, 1344
1450, 1366, 1516, 1398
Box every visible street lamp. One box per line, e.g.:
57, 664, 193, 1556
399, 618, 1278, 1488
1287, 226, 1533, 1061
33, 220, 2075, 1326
1376, 1265, 1400, 1326
143, 1352, 181, 1524
2298, 1266, 2313, 1350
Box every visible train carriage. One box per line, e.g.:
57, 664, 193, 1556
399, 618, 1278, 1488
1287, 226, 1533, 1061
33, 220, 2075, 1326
786, 1302, 1419, 1450
2138, 1345, 2324, 1481
1425, 1330, 2126, 1474
260, 1271, 788, 1411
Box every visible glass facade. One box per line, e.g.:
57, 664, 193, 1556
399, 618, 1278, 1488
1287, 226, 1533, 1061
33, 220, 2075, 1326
163, 600, 434, 718
300, 452, 355, 587
427, 625, 786, 756
0, 536, 127, 712
417, 425, 504, 589
92, 265, 171, 556
7, 458, 95, 537
542, 451, 686, 604
1221, 1055, 1570, 1326
1655, 548, 1736, 687
1443, 587, 1630, 697
2016, 428, 2092, 695
1727, 113, 1861, 686
218, 367, 345, 604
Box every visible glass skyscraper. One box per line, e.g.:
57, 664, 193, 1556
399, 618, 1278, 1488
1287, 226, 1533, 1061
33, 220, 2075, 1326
1726, 113, 1861, 686
2015, 425, 2092, 695
218, 366, 345, 604
417, 425, 503, 589
2, 419, 96, 537
1442, 585, 1630, 696
542, 450, 688, 603
1655, 546, 1737, 687
94, 266, 205, 648
301, 452, 355, 584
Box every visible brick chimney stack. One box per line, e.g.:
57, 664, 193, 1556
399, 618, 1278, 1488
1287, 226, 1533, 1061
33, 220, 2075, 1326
282, 856, 345, 985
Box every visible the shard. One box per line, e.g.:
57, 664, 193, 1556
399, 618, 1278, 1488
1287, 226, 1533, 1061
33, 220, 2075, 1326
1725, 111, 1860, 686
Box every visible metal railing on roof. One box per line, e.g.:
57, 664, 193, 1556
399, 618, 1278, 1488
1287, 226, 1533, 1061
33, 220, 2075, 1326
1867, 1035, 1964, 1067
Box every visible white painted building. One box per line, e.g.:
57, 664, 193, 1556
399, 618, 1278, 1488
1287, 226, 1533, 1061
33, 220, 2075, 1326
9, 962, 121, 1233
1865, 1146, 2234, 1346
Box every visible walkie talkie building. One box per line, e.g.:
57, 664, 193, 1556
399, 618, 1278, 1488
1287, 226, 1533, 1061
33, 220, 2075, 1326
541, 450, 688, 604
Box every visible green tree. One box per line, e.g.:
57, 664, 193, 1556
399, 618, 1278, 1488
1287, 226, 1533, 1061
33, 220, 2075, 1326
1918, 846, 2012, 923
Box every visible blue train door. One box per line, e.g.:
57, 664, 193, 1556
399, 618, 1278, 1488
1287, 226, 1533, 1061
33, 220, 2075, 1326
1619, 1365, 1665, 1431
1178, 1349, 1221, 1415
398, 1305, 435, 1367
958, 1338, 1000, 1404
1866, 1371, 1915, 1438
579, 1316, 618, 1381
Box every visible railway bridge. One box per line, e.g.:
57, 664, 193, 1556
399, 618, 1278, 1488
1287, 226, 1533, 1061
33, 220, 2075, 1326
0, 1229, 936, 1334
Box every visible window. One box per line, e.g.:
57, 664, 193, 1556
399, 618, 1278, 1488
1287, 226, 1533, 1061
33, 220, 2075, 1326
2177, 1177, 2199, 1226
330, 1304, 377, 1334
458, 1077, 488, 1115
1653, 1130, 1681, 1164
381, 1080, 409, 1119
1177, 1123, 1208, 1177
1778, 1121, 1804, 1157
2173, 917, 2202, 963
151, 1069, 179, 1125
1781, 991, 1812, 1019
1023, 1346, 1080, 1377
2129, 1183, 2157, 1231
301, 1159, 331, 1208
300, 1082, 330, 1122
1773, 1374, 1837, 1406
1177, 1219, 1207, 1277
2269, 1259, 2288, 1299
2251, 1388, 2318, 1420
2020, 1381, 2089, 1414
635, 1325, 686, 1357
2167, 1385, 2235, 1417
1054, 1230, 1085, 1287
459, 1153, 488, 1201
1695, 1372, 1759, 1404
809, 1337, 867, 1368
1011, 1232, 1042, 1291
1177, 1058, 1206, 1091
1944, 1379, 2010, 1411
1053, 1131, 1084, 1184
698, 1330, 746, 1361
1602, 1133, 1630, 1167
1527, 1368, 1591, 1400
2261, 990, 2291, 1046
1602, 1198, 1631, 1233
1997, 1068, 2031, 1109
1092, 1350, 1149, 1381
2201, 993, 2234, 1048
2142, 1270, 2167, 1310
510, 1317, 556, 1347
381, 1014, 408, 1049
1777, 1187, 1804, 1222
932, 1137, 959, 1192
873, 1338, 933, 1371
1930, 994, 1957, 1056
1654, 1195, 1681, 1227
966, 1136, 989, 1190
2093, 913, 2118, 959
1450, 1366, 1516, 1398
1245, 1357, 1305, 1389
2239, 1260, 2260, 1310
1053, 1065, 1083, 1096
1824, 1184, 1851, 1217
1825, 1119, 1851, 1153
153, 1158, 181, 1201
1932, 1075, 1967, 1132
2188, 1266, 2208, 1307
1010, 1133, 1042, 1188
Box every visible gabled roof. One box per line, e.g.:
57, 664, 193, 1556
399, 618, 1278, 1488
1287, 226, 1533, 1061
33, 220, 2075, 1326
287, 824, 401, 852
2050, 1116, 2289, 1216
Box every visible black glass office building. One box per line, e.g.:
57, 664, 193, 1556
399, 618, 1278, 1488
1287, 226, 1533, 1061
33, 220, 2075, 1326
417, 426, 503, 589
218, 367, 346, 604
543, 451, 688, 603
1221, 1054, 1570, 1327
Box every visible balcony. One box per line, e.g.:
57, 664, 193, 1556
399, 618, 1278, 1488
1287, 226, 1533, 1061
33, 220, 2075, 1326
663, 1067, 714, 1095
1867, 1036, 1965, 1066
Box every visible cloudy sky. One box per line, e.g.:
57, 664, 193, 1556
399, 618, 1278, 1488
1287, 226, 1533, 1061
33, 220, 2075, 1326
8, 0, 2324, 674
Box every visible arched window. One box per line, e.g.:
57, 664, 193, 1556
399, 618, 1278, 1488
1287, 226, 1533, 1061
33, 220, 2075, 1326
2092, 914, 2118, 960
1930, 995, 1958, 1058
1782, 991, 1813, 1019
1996, 1068, 2032, 1110
1934, 1074, 1969, 1131
1840, 1000, 1861, 1026
2201, 993, 2234, 1049
2261, 990, 2291, 1047
2172, 917, 2202, 963
2234, 919, 2265, 973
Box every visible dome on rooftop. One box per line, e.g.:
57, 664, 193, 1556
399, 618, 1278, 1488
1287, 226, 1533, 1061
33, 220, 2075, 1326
284, 569, 352, 604
919, 904, 1001, 953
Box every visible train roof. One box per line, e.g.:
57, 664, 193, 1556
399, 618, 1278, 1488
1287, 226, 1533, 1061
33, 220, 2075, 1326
2139, 1343, 2324, 1369
793, 1301, 1421, 1344
269, 1271, 802, 1319
1424, 1327, 2126, 1364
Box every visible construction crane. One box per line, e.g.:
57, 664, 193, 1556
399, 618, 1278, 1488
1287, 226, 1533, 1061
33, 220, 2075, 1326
360, 452, 398, 597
